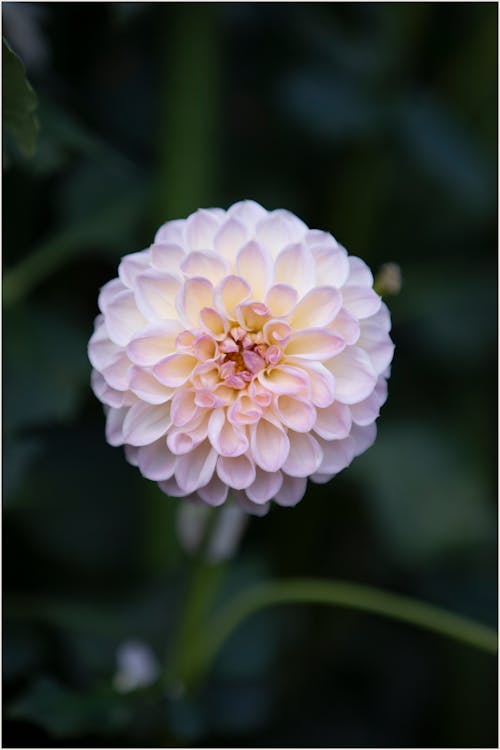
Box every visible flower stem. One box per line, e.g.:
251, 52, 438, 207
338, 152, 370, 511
182, 578, 497, 690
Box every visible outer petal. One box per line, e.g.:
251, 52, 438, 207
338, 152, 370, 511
208, 408, 249, 457
274, 475, 307, 507
216, 454, 256, 490
246, 468, 283, 504
135, 271, 181, 321
118, 250, 151, 288
310, 244, 349, 288
127, 321, 181, 366
138, 439, 176, 481
285, 329, 345, 360
341, 285, 381, 319
315, 435, 356, 475
213, 218, 248, 263
105, 407, 128, 446
326, 346, 377, 405
314, 401, 352, 440
185, 209, 221, 251
128, 366, 173, 404
122, 402, 171, 447
274, 243, 316, 295
175, 440, 218, 493
181, 250, 230, 284
151, 243, 186, 272
282, 433, 323, 477
197, 474, 229, 506
105, 290, 147, 347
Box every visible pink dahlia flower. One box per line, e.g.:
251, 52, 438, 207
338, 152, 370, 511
89, 201, 394, 515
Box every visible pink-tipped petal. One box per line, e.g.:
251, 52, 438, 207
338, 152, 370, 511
213, 218, 247, 262
105, 290, 147, 347
314, 401, 352, 440
275, 395, 316, 432
216, 453, 256, 490
138, 439, 176, 481
282, 433, 323, 477
245, 468, 283, 504
250, 417, 290, 472
153, 354, 197, 387
175, 440, 218, 493
274, 475, 307, 507
274, 243, 316, 295
285, 329, 345, 360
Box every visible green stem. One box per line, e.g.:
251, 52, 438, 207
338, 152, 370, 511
185, 578, 497, 690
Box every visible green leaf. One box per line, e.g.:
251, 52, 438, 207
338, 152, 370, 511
8, 677, 130, 738
3, 38, 38, 157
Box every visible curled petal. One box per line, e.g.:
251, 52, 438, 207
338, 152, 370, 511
265, 283, 298, 317
275, 395, 316, 432
178, 277, 214, 328
215, 275, 251, 319
257, 364, 310, 395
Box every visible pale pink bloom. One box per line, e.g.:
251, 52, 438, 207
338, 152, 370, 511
89, 201, 394, 515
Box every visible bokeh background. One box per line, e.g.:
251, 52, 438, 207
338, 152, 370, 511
3, 3, 497, 747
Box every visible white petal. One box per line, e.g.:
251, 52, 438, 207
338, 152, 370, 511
214, 275, 251, 319
282, 433, 322, 477
151, 243, 185, 272
216, 453, 256, 490
186, 209, 221, 251
275, 395, 316, 432
177, 277, 214, 328
342, 285, 381, 319
181, 250, 230, 284
314, 401, 352, 439
257, 365, 310, 395
285, 360, 336, 408
91, 370, 125, 408
274, 475, 307, 507
171, 390, 198, 426
138, 439, 176, 480
246, 468, 283, 504
127, 321, 181, 366
227, 199, 268, 229
135, 271, 181, 321
128, 366, 173, 404
290, 286, 342, 329
102, 352, 131, 391
310, 244, 349, 287
250, 417, 290, 472
329, 307, 360, 345
256, 210, 307, 256
357, 315, 395, 374
346, 256, 373, 286
122, 402, 171, 446
175, 440, 218, 493
105, 290, 147, 347
118, 250, 151, 288
105, 407, 128, 446
285, 329, 345, 360
326, 346, 377, 405
98, 278, 126, 314
350, 378, 387, 426
274, 243, 316, 295
88, 319, 120, 371
265, 283, 298, 317
213, 218, 248, 263
235, 240, 274, 299
153, 353, 197, 387
154, 218, 185, 246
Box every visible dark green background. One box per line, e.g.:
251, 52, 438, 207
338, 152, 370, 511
3, 3, 497, 747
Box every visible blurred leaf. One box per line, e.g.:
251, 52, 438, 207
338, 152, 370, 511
3, 38, 38, 157
355, 422, 495, 569
3, 624, 45, 684
8, 677, 130, 738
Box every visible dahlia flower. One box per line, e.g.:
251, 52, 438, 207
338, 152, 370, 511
89, 201, 394, 515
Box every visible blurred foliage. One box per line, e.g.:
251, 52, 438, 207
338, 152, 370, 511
3, 37, 38, 158
3, 3, 497, 747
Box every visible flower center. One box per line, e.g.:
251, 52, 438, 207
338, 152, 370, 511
216, 325, 281, 390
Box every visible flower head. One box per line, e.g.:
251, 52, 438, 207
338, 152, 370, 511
89, 201, 394, 515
